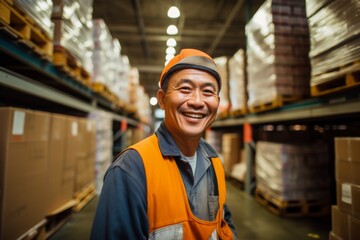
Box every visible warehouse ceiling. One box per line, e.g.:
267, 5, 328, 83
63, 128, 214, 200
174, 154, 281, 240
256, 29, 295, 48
92, 0, 264, 99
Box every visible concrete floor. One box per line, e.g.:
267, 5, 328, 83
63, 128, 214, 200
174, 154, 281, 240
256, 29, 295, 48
49, 181, 331, 240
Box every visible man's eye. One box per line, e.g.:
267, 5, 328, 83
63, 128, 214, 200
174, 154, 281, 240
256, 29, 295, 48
179, 87, 191, 92
203, 89, 215, 95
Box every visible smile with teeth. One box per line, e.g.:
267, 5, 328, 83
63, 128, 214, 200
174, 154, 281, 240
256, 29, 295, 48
183, 112, 205, 119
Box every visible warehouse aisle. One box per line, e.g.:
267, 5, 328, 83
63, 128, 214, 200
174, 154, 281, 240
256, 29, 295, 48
49, 181, 331, 240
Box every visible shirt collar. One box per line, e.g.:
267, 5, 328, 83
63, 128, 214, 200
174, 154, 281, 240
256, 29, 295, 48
155, 122, 219, 158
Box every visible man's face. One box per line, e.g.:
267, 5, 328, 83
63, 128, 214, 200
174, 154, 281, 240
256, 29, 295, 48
157, 68, 220, 139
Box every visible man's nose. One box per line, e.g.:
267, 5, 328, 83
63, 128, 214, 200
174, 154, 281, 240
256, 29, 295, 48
187, 90, 205, 108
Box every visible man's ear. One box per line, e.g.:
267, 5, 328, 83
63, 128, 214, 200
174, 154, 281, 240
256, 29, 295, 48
157, 89, 165, 110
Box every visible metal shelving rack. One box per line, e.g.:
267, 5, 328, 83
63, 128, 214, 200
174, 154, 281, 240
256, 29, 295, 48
212, 89, 360, 195
0, 32, 142, 127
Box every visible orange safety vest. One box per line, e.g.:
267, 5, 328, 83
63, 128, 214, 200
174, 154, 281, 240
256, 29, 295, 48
130, 134, 234, 240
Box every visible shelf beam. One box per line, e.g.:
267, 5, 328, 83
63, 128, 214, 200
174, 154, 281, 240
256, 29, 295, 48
0, 67, 141, 126
213, 99, 360, 127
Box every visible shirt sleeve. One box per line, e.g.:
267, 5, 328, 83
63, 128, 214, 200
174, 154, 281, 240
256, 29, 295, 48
224, 204, 239, 240
90, 149, 148, 240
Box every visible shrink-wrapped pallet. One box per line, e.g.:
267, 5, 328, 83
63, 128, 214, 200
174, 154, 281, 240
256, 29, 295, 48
88, 110, 113, 194
14, 0, 54, 38
214, 56, 230, 117
52, 0, 93, 69
255, 141, 330, 201
228, 49, 247, 115
306, 0, 360, 90
91, 19, 113, 86
246, 0, 310, 111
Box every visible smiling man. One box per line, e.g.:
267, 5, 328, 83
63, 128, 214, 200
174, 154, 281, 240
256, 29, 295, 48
91, 49, 238, 240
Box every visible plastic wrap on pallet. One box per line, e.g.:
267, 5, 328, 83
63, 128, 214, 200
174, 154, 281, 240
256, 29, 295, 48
308, 0, 360, 59
245, 0, 310, 110
214, 56, 230, 116
116, 55, 131, 104
92, 19, 114, 86
135, 85, 151, 124
255, 141, 330, 201
310, 37, 360, 81
52, 0, 93, 66
305, 0, 335, 18
52, 18, 92, 63
108, 38, 121, 92
14, 0, 54, 38
228, 49, 246, 113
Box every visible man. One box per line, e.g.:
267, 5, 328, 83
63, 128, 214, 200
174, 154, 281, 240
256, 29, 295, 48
91, 49, 238, 239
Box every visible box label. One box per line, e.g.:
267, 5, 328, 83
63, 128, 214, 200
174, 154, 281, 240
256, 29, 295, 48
12, 111, 25, 135
71, 121, 78, 136
342, 183, 352, 204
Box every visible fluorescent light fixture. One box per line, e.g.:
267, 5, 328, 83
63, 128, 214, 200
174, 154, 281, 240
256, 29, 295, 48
167, 6, 180, 18
166, 25, 178, 35
166, 47, 176, 55
166, 38, 177, 47
150, 97, 158, 106
165, 54, 174, 61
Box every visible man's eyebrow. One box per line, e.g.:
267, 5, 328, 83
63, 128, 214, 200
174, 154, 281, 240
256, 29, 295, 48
175, 79, 217, 90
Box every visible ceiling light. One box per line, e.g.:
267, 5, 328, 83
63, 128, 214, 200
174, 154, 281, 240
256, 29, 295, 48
167, 6, 180, 18
165, 54, 174, 61
166, 47, 176, 55
166, 25, 178, 35
150, 97, 158, 106
166, 38, 177, 47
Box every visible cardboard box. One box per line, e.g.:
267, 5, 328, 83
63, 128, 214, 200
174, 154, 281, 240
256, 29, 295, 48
222, 133, 242, 175
74, 118, 96, 194
46, 114, 74, 215
335, 138, 360, 162
329, 231, 342, 240
336, 181, 360, 219
66, 117, 81, 196
0, 107, 50, 239
336, 160, 360, 185
332, 205, 350, 239
331, 205, 360, 240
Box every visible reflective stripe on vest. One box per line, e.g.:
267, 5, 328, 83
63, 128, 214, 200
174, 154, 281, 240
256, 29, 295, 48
130, 134, 234, 239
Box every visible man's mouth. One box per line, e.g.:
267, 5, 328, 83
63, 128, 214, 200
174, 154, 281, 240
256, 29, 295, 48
183, 112, 205, 119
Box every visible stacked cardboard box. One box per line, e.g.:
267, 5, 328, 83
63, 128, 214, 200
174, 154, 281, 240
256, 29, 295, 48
221, 133, 242, 176
330, 138, 360, 239
0, 107, 50, 239
0, 107, 97, 239
74, 118, 96, 194
46, 114, 75, 215
246, 0, 310, 109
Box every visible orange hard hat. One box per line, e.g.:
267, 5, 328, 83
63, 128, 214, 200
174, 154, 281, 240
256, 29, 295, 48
159, 48, 221, 90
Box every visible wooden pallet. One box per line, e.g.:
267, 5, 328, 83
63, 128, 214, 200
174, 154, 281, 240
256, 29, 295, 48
216, 110, 230, 120
74, 183, 96, 212
229, 107, 247, 117
255, 188, 329, 217
45, 200, 77, 239
248, 94, 303, 113
311, 61, 360, 96
91, 82, 118, 102
0, 0, 52, 59
53, 46, 91, 86
17, 219, 47, 240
